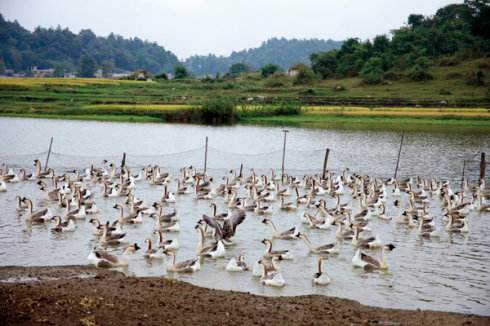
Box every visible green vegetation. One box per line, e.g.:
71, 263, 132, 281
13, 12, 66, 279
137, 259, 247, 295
0, 14, 179, 73
184, 38, 342, 76
0, 1, 489, 130
309, 0, 489, 85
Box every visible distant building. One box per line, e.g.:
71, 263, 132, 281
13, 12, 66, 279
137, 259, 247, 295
112, 72, 132, 79
95, 69, 103, 78
63, 72, 76, 78
287, 64, 303, 77
31, 66, 54, 78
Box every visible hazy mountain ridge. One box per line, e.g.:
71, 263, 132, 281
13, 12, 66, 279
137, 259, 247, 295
184, 37, 342, 76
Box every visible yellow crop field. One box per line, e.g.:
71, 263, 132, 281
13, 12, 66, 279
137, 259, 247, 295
303, 106, 490, 117
0, 77, 138, 87
86, 104, 194, 111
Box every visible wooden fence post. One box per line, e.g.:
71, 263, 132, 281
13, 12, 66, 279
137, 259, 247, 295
322, 148, 330, 179
281, 130, 289, 181
44, 137, 53, 172
480, 152, 486, 186
204, 136, 208, 174
394, 132, 405, 179
121, 152, 126, 169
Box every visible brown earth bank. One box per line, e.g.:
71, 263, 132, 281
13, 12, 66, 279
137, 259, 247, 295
0, 266, 488, 326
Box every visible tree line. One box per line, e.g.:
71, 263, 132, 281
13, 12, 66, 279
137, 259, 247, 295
0, 14, 179, 74
308, 0, 490, 84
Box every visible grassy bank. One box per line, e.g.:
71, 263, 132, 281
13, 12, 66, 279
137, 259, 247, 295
0, 59, 489, 128
1, 102, 490, 126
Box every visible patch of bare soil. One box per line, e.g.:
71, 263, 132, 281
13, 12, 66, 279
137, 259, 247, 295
0, 266, 487, 326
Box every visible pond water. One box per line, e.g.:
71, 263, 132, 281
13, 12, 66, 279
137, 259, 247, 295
0, 117, 489, 316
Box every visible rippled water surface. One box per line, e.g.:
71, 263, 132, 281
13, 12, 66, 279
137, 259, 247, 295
0, 117, 489, 315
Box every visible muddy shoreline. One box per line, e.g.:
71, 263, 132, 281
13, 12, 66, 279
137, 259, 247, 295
0, 266, 488, 326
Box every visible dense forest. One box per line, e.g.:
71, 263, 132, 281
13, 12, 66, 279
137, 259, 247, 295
184, 38, 342, 76
0, 14, 179, 74
308, 0, 490, 84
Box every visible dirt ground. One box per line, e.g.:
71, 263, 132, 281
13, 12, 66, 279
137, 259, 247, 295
0, 265, 488, 326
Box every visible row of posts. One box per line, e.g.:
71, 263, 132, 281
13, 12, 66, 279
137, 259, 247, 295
42, 135, 487, 185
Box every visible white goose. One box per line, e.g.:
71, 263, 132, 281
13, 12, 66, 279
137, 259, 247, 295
313, 257, 331, 285
226, 254, 249, 272
261, 219, 298, 240
87, 244, 140, 268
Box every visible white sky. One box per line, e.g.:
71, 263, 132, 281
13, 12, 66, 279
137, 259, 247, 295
0, 0, 461, 59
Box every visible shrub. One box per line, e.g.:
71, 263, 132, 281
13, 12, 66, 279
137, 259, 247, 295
408, 66, 433, 81
439, 88, 452, 95
466, 70, 485, 86
293, 65, 316, 85
383, 71, 402, 81
264, 74, 287, 88
333, 85, 346, 92
155, 72, 168, 80
299, 88, 316, 95
273, 102, 301, 115
446, 72, 463, 79
200, 98, 236, 124
222, 82, 236, 90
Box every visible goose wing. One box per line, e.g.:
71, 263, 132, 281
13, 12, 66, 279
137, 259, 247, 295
360, 252, 380, 268
175, 257, 198, 270
316, 243, 336, 251
201, 214, 224, 238
95, 250, 119, 264
223, 210, 246, 238
31, 208, 48, 219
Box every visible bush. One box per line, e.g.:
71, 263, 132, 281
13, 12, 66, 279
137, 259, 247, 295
439, 88, 452, 95
383, 70, 402, 81
333, 85, 346, 92
264, 74, 288, 88
466, 70, 485, 86
293, 65, 316, 85
155, 72, 168, 80
273, 102, 301, 115
408, 66, 433, 81
299, 88, 316, 95
200, 98, 236, 124
260, 64, 281, 78
222, 82, 236, 90
446, 72, 463, 79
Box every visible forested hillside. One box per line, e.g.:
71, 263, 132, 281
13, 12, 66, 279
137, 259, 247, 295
184, 37, 342, 76
309, 0, 490, 84
0, 14, 179, 74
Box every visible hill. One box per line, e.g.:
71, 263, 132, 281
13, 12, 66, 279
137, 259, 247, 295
184, 37, 342, 76
0, 14, 180, 74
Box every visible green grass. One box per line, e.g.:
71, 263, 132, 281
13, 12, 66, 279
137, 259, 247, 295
0, 112, 162, 123
241, 114, 490, 129
0, 57, 489, 128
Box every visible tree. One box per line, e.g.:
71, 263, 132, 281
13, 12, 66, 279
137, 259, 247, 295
0, 59, 5, 75
79, 55, 96, 77
408, 14, 425, 28
260, 63, 281, 78
466, 0, 490, 39
53, 65, 64, 77
293, 64, 315, 85
360, 57, 384, 84
102, 60, 113, 78
155, 72, 168, 80
310, 51, 337, 79
408, 57, 433, 81
228, 63, 250, 77
174, 65, 189, 79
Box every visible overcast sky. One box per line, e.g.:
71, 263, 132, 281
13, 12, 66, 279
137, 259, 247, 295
0, 0, 461, 59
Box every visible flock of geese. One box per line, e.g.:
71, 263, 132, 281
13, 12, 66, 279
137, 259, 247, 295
1, 158, 489, 288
